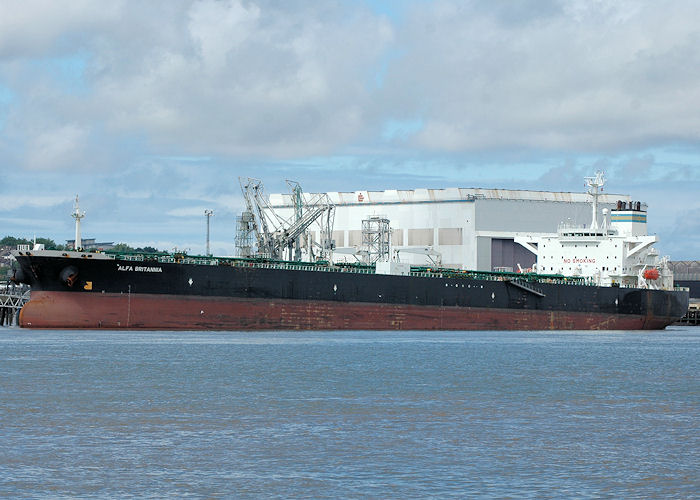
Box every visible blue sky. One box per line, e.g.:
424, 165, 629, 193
1, 0, 700, 259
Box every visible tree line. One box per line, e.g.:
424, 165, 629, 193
0, 236, 66, 250
1, 237, 165, 276
0, 236, 163, 254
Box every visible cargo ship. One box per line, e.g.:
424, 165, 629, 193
10, 174, 689, 330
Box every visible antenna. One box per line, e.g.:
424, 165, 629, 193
71, 195, 85, 250
204, 209, 214, 256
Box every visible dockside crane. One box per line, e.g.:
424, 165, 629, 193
238, 177, 335, 262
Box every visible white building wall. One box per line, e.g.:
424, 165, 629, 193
333, 200, 476, 268
270, 198, 476, 268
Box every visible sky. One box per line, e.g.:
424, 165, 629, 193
1, 0, 700, 259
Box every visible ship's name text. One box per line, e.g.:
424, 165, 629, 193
117, 265, 163, 272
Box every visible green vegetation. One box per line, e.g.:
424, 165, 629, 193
0, 236, 163, 254
110, 243, 163, 254
0, 236, 66, 250
111, 243, 134, 253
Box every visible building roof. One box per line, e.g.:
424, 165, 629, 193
269, 187, 631, 207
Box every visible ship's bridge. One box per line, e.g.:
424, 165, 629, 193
556, 221, 611, 239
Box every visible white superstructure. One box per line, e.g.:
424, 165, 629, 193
514, 172, 673, 289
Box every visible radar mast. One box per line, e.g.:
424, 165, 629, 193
71, 195, 85, 250
584, 171, 605, 231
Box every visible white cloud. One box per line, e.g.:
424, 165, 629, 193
0, 0, 123, 58
84, 0, 392, 158
0, 194, 69, 211
188, 0, 261, 72
1, 0, 700, 258
26, 124, 88, 170
166, 206, 212, 218
0, 1, 392, 167
3, 0, 700, 169
382, 0, 700, 152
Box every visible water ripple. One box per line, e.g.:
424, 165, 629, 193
0, 327, 698, 498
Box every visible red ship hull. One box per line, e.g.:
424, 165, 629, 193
20, 291, 673, 331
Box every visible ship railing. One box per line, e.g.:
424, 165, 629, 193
106, 250, 618, 287
181, 258, 218, 265
239, 258, 586, 284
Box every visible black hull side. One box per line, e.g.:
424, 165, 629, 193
14, 254, 690, 330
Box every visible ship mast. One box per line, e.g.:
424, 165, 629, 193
204, 209, 214, 256
584, 171, 605, 231
71, 195, 85, 250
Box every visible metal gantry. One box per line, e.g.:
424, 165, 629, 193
361, 216, 391, 264
239, 177, 276, 258
238, 177, 335, 262
234, 210, 256, 258
0, 281, 30, 326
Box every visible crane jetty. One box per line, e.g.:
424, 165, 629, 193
0, 280, 30, 327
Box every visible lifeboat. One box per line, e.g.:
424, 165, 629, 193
643, 268, 660, 280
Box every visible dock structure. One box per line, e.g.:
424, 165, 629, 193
670, 261, 700, 297
676, 302, 700, 326
0, 281, 30, 326
669, 262, 700, 325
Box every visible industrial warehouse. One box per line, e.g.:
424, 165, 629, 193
264, 184, 635, 272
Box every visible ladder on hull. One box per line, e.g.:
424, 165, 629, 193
507, 279, 546, 297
